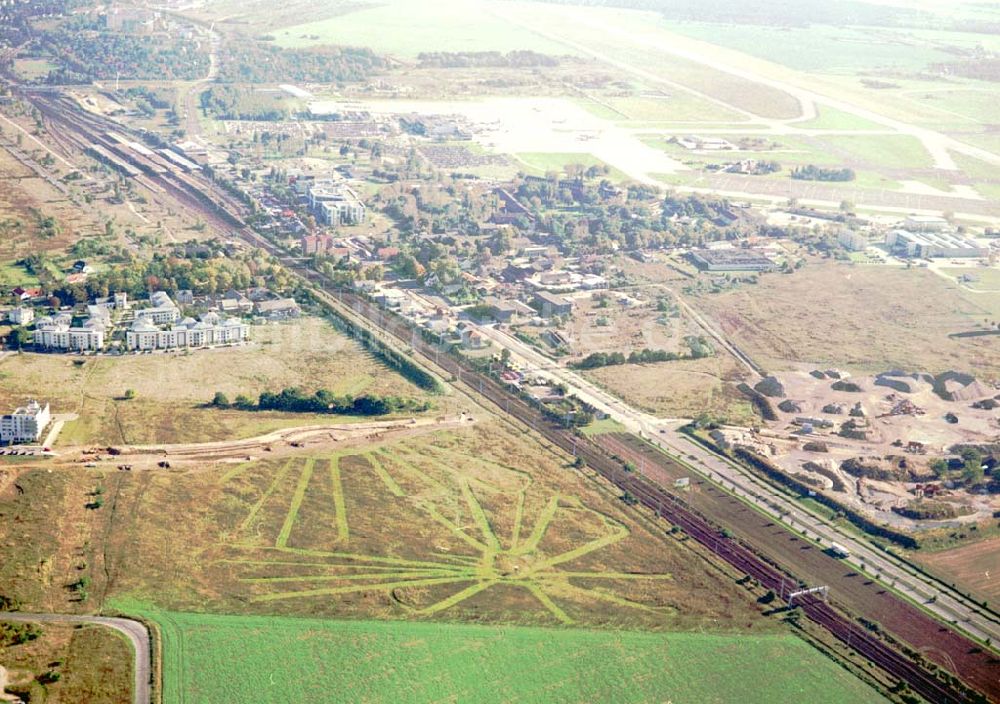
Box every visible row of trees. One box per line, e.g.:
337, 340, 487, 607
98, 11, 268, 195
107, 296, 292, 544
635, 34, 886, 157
212, 388, 430, 416
572, 338, 714, 369
791, 165, 856, 182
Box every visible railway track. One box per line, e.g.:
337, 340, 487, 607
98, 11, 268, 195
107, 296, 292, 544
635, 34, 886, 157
19, 89, 994, 703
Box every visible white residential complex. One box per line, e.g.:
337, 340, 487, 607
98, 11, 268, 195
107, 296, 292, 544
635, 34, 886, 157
126, 312, 249, 351
0, 400, 51, 444
309, 180, 366, 226
34, 316, 106, 351
8, 307, 34, 325
135, 290, 180, 324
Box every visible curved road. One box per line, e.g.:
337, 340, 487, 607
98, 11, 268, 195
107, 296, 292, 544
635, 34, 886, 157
0, 613, 151, 704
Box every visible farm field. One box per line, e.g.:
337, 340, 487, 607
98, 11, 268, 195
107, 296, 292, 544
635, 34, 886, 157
111, 607, 888, 704
914, 537, 1000, 605
0, 621, 132, 703
584, 356, 756, 425
0, 317, 436, 447
690, 260, 1000, 376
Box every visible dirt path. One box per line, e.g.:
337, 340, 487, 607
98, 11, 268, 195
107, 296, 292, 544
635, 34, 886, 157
0, 614, 150, 704
68, 414, 476, 469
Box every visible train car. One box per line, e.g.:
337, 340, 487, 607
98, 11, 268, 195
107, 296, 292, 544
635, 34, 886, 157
86, 143, 141, 178
158, 148, 201, 172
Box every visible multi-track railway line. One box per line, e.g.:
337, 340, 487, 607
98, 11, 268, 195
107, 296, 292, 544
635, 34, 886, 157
20, 89, 996, 703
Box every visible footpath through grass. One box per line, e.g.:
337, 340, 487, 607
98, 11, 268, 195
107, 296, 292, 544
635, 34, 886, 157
113, 603, 886, 704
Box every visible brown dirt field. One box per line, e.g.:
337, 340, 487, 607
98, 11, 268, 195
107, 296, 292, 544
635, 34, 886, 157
0, 317, 441, 447
915, 537, 1000, 605
691, 260, 1000, 377
558, 290, 701, 360
2, 419, 779, 634
584, 355, 756, 423
0, 622, 132, 704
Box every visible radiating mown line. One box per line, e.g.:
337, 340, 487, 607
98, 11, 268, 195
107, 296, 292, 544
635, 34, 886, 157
240, 568, 473, 584
525, 520, 629, 574
366, 452, 405, 497
461, 480, 501, 551
523, 583, 573, 624
513, 495, 560, 556
252, 576, 473, 602
330, 456, 350, 542
276, 458, 315, 548
419, 580, 495, 615
239, 457, 298, 534
418, 501, 489, 552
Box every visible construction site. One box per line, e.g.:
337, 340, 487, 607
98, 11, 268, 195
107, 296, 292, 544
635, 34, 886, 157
716, 369, 1000, 530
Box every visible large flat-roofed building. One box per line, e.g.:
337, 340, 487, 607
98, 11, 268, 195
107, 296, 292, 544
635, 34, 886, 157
309, 180, 366, 226
534, 290, 574, 317
690, 248, 776, 272
1, 400, 50, 444
904, 215, 949, 232
886, 230, 988, 259
838, 230, 869, 252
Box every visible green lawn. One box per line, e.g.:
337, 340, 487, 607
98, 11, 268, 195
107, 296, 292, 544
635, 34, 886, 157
113, 604, 887, 704
797, 107, 885, 131
658, 22, 955, 75
820, 134, 933, 170
12, 58, 58, 81
270, 0, 576, 57
580, 417, 627, 436
0, 260, 40, 287
941, 267, 1000, 291
514, 152, 628, 182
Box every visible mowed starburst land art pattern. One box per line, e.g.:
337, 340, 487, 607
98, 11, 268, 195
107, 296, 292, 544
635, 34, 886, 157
210, 434, 676, 624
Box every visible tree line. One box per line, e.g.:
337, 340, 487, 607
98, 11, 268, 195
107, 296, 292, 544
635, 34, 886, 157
790, 165, 856, 182
573, 338, 714, 369
212, 388, 430, 416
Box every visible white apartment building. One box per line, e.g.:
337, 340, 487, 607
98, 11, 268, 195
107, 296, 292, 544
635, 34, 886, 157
0, 400, 51, 444
309, 180, 366, 226
135, 291, 180, 324
8, 307, 33, 325
34, 317, 105, 351
126, 314, 250, 351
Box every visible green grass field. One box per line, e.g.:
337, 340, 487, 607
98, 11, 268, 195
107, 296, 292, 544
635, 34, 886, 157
820, 134, 933, 170
514, 152, 627, 181
0, 259, 41, 287
941, 267, 1000, 291
271, 0, 576, 57
797, 107, 885, 131
658, 21, 954, 75
113, 605, 886, 704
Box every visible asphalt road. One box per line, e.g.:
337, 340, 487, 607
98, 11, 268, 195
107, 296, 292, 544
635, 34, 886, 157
0, 612, 151, 704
